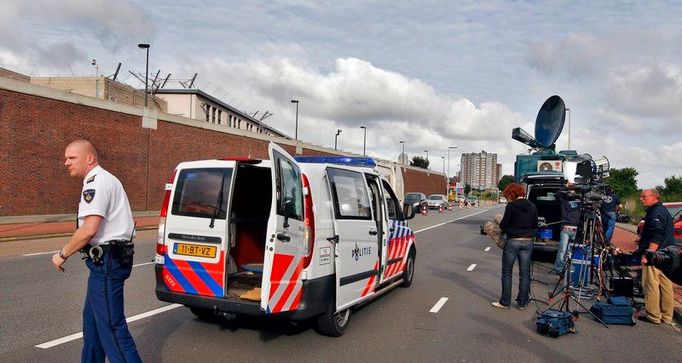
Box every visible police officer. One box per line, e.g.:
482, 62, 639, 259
52, 139, 141, 362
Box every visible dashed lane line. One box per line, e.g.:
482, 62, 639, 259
429, 297, 449, 313
36, 304, 182, 349
467, 264, 477, 271
484, 247, 491, 252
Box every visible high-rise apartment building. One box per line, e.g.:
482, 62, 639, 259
460, 151, 499, 190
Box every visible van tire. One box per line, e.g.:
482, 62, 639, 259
189, 307, 214, 320
401, 249, 416, 287
315, 301, 351, 337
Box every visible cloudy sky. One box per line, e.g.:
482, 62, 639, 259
2, 0, 681, 188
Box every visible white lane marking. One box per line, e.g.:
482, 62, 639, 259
467, 264, 477, 271
414, 209, 488, 234
36, 304, 182, 349
133, 261, 154, 268
484, 247, 491, 252
430, 297, 449, 313
23, 250, 59, 257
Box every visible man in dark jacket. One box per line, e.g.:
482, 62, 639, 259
550, 183, 582, 274
637, 189, 675, 325
600, 186, 622, 244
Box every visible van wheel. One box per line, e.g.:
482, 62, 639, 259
315, 301, 351, 337
401, 249, 415, 287
189, 307, 214, 320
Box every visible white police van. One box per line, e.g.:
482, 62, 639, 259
155, 142, 416, 336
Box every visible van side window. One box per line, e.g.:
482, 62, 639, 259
276, 154, 303, 221
172, 168, 233, 219
381, 180, 403, 220
328, 168, 371, 220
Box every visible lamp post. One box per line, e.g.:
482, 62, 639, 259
441, 156, 445, 174
137, 43, 150, 107
334, 129, 342, 150
291, 99, 299, 140
565, 107, 571, 149
424, 149, 429, 163
400, 140, 405, 164
447, 146, 458, 180
360, 126, 367, 155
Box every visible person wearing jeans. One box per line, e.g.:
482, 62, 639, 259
493, 183, 538, 310
600, 186, 621, 245
550, 183, 581, 274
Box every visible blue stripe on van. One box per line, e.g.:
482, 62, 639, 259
188, 260, 224, 297
164, 253, 199, 295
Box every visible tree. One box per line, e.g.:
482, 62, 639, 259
497, 175, 514, 192
410, 156, 429, 169
656, 175, 682, 202
606, 167, 639, 198
464, 184, 471, 195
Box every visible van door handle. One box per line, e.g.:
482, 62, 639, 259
276, 233, 291, 242
369, 228, 378, 236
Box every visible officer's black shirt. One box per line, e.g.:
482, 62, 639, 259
557, 186, 581, 226
499, 198, 539, 239
636, 201, 674, 256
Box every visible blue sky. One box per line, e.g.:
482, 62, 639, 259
2, 0, 681, 188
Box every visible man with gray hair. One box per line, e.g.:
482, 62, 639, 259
637, 188, 675, 325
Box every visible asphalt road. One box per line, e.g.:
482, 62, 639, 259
1, 206, 680, 362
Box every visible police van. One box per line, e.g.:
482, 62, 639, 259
155, 143, 417, 336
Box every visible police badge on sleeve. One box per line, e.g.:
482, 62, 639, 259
83, 189, 96, 203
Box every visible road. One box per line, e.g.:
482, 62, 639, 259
1, 206, 680, 361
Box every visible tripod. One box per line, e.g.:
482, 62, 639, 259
540, 242, 608, 328
527, 258, 548, 309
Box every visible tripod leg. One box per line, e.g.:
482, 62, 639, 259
569, 294, 608, 328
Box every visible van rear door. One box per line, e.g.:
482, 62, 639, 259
162, 161, 235, 298
261, 143, 306, 314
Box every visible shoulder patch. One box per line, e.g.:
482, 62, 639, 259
83, 189, 96, 203
86, 174, 96, 183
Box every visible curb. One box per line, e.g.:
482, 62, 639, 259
0, 225, 159, 243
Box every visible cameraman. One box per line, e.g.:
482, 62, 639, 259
637, 189, 675, 325
550, 182, 581, 274
600, 186, 622, 244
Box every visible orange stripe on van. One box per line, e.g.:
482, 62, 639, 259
272, 257, 304, 313
173, 259, 215, 296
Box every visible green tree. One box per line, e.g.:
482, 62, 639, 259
464, 184, 471, 195
410, 156, 429, 169
656, 175, 682, 201
497, 175, 514, 191
606, 167, 639, 198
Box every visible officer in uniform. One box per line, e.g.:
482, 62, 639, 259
52, 139, 142, 363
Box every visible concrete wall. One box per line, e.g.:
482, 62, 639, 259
0, 77, 446, 217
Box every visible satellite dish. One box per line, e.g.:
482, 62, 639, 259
535, 95, 566, 149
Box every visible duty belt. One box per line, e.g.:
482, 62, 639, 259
81, 240, 135, 265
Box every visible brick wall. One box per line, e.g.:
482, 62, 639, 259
0, 85, 446, 217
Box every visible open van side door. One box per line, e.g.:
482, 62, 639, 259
261, 143, 306, 314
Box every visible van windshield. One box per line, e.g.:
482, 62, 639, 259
171, 168, 233, 219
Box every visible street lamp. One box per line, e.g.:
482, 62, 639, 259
447, 146, 458, 180
137, 43, 150, 107
424, 149, 429, 161
360, 126, 367, 155
441, 156, 445, 174
334, 129, 342, 150
291, 100, 299, 141
565, 107, 571, 149
399, 140, 405, 164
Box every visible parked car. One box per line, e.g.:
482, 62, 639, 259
404, 192, 428, 211
637, 202, 682, 245
427, 194, 449, 210
498, 197, 507, 204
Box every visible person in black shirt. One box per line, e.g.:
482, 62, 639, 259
600, 186, 622, 244
638, 189, 675, 325
492, 183, 538, 310
550, 183, 582, 274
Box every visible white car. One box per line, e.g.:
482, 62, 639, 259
427, 194, 448, 209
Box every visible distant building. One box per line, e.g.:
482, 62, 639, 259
460, 150, 499, 190
155, 89, 286, 138
0, 67, 30, 82
30, 76, 168, 112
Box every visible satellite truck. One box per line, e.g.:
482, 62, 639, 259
511, 96, 609, 256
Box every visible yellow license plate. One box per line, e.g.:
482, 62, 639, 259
173, 243, 217, 258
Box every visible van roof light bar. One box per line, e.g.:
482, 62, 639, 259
294, 156, 377, 168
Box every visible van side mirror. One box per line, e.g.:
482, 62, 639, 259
403, 204, 415, 220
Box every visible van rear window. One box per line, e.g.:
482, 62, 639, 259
171, 168, 233, 219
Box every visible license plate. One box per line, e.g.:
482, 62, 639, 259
173, 243, 217, 258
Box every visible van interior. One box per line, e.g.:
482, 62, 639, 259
529, 186, 561, 241
226, 163, 272, 300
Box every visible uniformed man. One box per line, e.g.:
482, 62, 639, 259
637, 188, 675, 325
52, 139, 142, 363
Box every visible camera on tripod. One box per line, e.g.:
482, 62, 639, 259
644, 246, 682, 285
